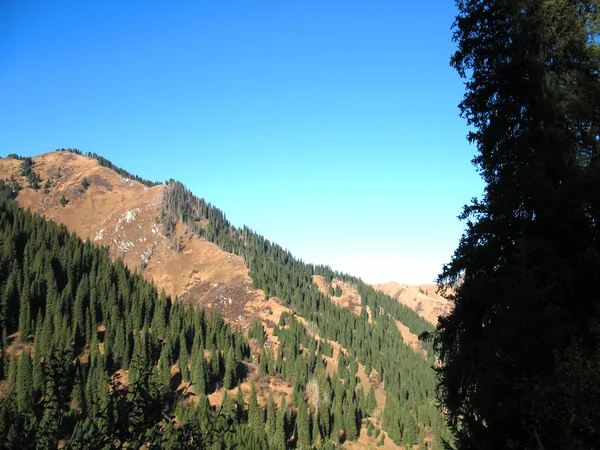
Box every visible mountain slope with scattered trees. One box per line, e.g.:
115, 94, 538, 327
1, 150, 452, 448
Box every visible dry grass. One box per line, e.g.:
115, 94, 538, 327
372, 281, 452, 325
312, 275, 363, 315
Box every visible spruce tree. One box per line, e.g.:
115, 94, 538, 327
248, 380, 263, 435
367, 387, 377, 417
18, 282, 31, 339
434, 2, 600, 448
266, 392, 276, 435
235, 385, 245, 423
7, 352, 17, 393
344, 393, 357, 441
223, 347, 236, 390
297, 399, 311, 450
274, 397, 288, 449
179, 332, 189, 382
17, 350, 34, 413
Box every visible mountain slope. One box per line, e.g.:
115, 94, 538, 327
0, 150, 452, 448
372, 282, 452, 325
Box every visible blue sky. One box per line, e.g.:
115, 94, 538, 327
0, 1, 483, 285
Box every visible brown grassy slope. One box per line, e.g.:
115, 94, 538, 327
312, 275, 363, 315
372, 281, 452, 325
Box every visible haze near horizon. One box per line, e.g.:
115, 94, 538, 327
0, 1, 483, 285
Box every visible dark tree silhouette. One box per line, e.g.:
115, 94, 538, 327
433, 2, 600, 449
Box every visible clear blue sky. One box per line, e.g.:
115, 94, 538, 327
0, 1, 483, 285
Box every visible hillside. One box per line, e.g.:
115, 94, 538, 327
0, 150, 452, 448
372, 282, 452, 325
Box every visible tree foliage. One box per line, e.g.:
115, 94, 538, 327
434, 1, 600, 449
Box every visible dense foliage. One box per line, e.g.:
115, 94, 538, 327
434, 1, 600, 449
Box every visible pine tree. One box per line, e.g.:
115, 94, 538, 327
296, 399, 311, 450
236, 385, 245, 423
344, 392, 357, 441
7, 352, 17, 393
179, 332, 189, 382
248, 380, 263, 435
17, 350, 34, 413
274, 397, 288, 449
367, 387, 377, 416
266, 392, 277, 435
223, 347, 236, 390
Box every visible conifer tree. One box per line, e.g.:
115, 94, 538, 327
193, 356, 207, 395
7, 352, 18, 393
434, 1, 600, 448
274, 397, 288, 449
266, 392, 276, 435
211, 350, 222, 379
248, 380, 263, 434
367, 387, 377, 417
297, 399, 311, 449
179, 332, 189, 382
17, 350, 34, 413
18, 282, 31, 339
235, 385, 245, 423
223, 347, 236, 390
344, 392, 357, 441
158, 345, 171, 390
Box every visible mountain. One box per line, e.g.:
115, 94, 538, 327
0, 150, 452, 448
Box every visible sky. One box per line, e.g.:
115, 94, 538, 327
0, 1, 484, 285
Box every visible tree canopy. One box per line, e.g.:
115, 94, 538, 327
434, 1, 600, 449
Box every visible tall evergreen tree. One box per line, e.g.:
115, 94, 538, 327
296, 399, 311, 450
366, 387, 377, 417
17, 350, 34, 413
434, 1, 600, 449
248, 380, 263, 435
344, 391, 357, 441
235, 385, 245, 424
266, 392, 277, 436
179, 332, 189, 382
274, 397, 288, 450
223, 347, 236, 390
